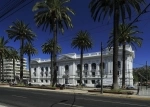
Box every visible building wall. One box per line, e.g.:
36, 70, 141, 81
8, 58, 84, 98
3, 58, 28, 82
30, 45, 135, 87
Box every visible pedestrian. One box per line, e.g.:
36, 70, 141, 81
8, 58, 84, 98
137, 84, 140, 95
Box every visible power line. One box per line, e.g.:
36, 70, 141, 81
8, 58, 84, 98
0, 0, 26, 19
0, 0, 34, 22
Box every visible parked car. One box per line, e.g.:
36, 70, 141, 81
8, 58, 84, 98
126, 85, 136, 90
65, 83, 76, 87
95, 83, 101, 88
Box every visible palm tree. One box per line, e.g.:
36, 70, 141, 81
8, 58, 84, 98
33, 0, 75, 86
0, 37, 14, 82
23, 42, 37, 82
41, 38, 61, 85
108, 23, 143, 88
5, 49, 19, 82
71, 30, 93, 86
6, 20, 36, 83
89, 0, 145, 89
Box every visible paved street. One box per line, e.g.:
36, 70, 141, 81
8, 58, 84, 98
0, 87, 150, 107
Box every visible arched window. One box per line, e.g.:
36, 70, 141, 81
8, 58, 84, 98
34, 68, 36, 72
33, 68, 36, 76
100, 62, 105, 69
91, 63, 96, 69
84, 63, 88, 70
41, 67, 44, 76
41, 67, 44, 71
118, 71, 119, 76
45, 67, 48, 71
77, 64, 81, 70
56, 66, 58, 71
65, 65, 69, 71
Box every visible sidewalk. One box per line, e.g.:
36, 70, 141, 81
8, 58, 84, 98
0, 85, 150, 101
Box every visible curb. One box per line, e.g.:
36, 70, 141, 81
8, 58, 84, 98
0, 85, 150, 101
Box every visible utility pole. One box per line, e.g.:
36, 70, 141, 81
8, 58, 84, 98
146, 61, 148, 90
100, 42, 103, 94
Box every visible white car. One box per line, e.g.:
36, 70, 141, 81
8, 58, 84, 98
65, 83, 76, 87
126, 85, 136, 90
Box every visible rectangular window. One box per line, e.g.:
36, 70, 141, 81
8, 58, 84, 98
41, 67, 44, 71
77, 80, 80, 83
92, 72, 95, 77
34, 68, 36, 72
118, 61, 121, 68
92, 80, 95, 84
84, 80, 87, 84
45, 67, 48, 71
45, 71, 48, 77
41, 79, 43, 82
85, 72, 87, 77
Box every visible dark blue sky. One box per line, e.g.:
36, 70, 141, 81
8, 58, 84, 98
0, 0, 150, 68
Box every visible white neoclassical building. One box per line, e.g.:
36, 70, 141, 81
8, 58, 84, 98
30, 45, 134, 87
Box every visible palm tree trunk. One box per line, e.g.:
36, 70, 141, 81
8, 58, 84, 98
50, 52, 53, 85
122, 43, 126, 88
80, 48, 83, 86
13, 59, 15, 81
52, 18, 57, 87
112, 0, 119, 89
28, 53, 31, 82
20, 38, 24, 83
2, 58, 4, 82
0, 54, 1, 82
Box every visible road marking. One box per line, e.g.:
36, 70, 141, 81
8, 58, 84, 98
77, 98, 149, 107
12, 95, 27, 99
58, 103, 84, 107
30, 92, 47, 95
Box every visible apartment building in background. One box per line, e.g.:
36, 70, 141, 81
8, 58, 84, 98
3, 58, 29, 82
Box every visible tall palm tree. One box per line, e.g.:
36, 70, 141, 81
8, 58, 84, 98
23, 42, 37, 82
5, 49, 19, 82
33, 0, 75, 86
89, 0, 145, 89
6, 20, 36, 83
41, 38, 61, 85
108, 23, 143, 88
71, 30, 93, 86
0, 37, 14, 82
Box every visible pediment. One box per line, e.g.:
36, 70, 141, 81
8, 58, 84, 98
31, 60, 38, 64
58, 55, 74, 61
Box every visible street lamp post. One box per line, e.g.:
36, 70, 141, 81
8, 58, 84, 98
100, 42, 103, 94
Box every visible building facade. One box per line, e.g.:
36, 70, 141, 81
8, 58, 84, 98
31, 45, 134, 87
3, 58, 29, 82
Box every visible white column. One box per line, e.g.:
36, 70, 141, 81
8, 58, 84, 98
88, 63, 91, 84
58, 66, 61, 76
72, 62, 76, 84
88, 63, 91, 76
37, 66, 40, 83
96, 63, 99, 76
105, 59, 108, 75
107, 60, 111, 74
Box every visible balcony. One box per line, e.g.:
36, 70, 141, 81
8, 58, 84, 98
62, 74, 69, 79
76, 69, 80, 73
91, 69, 96, 72
40, 71, 44, 77
45, 71, 48, 77
83, 69, 88, 73
65, 70, 69, 74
